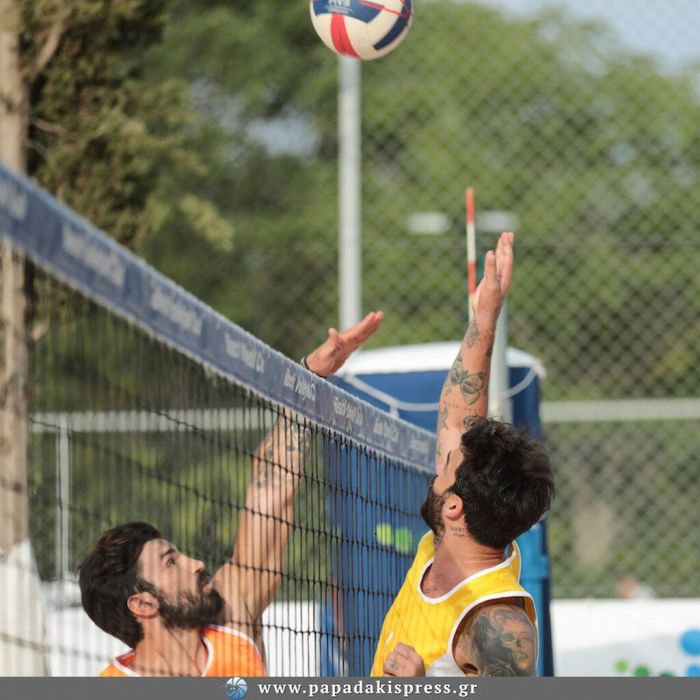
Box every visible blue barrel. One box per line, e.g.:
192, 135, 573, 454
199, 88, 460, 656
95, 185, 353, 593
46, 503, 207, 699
327, 343, 554, 676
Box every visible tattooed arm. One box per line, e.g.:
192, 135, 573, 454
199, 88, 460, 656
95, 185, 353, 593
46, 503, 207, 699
454, 601, 538, 677
223, 413, 310, 625
215, 312, 384, 625
435, 233, 514, 471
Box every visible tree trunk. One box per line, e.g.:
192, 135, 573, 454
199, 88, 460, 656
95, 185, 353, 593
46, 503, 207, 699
0, 0, 48, 676
0, 0, 29, 556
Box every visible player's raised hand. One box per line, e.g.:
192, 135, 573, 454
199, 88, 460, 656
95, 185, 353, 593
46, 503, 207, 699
383, 642, 426, 676
472, 231, 514, 319
304, 311, 384, 377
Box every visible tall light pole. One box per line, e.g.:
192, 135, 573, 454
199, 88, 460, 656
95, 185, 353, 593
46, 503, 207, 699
338, 56, 362, 329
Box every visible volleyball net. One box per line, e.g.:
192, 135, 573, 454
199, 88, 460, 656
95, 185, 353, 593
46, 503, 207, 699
0, 162, 435, 676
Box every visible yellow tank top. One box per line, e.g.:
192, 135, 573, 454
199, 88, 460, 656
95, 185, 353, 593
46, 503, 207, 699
99, 625, 266, 677
370, 532, 537, 676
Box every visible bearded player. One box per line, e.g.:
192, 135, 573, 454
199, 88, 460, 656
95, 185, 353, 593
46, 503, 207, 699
371, 233, 554, 677
78, 312, 383, 677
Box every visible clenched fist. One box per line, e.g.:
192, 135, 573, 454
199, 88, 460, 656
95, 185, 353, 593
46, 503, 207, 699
383, 642, 426, 677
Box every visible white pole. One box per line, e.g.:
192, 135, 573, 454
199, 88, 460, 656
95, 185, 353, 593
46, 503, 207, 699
466, 188, 476, 322
338, 56, 362, 329
489, 300, 512, 422
56, 419, 71, 585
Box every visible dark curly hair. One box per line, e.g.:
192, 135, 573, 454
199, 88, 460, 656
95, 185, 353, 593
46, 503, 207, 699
78, 522, 161, 648
452, 418, 554, 549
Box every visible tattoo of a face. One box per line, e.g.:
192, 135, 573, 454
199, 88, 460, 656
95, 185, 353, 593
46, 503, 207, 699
469, 606, 537, 677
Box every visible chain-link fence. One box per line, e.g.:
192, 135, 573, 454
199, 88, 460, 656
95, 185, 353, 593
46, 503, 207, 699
228, 1, 699, 599
359, 1, 700, 599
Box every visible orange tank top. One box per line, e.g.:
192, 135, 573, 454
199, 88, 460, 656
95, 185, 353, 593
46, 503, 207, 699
99, 625, 266, 677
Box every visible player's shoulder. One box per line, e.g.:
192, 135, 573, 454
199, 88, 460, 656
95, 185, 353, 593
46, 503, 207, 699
203, 625, 267, 676
458, 599, 538, 677
204, 624, 250, 641
203, 624, 260, 650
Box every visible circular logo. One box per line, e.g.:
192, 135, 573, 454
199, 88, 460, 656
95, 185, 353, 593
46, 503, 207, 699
224, 677, 248, 699
680, 629, 700, 656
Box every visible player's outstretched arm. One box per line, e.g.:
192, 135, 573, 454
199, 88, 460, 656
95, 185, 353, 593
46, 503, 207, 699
455, 602, 537, 677
214, 312, 383, 626
435, 232, 514, 471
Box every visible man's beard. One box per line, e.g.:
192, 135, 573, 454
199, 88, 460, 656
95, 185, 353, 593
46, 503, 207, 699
420, 477, 447, 537
156, 570, 225, 630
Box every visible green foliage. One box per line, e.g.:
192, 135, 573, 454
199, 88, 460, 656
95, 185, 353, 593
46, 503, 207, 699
137, 0, 340, 355
546, 420, 700, 597
22, 0, 700, 376
22, 0, 232, 252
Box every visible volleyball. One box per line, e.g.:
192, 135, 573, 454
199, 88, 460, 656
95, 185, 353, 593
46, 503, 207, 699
310, 1, 413, 61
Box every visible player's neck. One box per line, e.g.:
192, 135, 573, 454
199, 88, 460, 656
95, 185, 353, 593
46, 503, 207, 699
132, 625, 207, 676
428, 533, 505, 592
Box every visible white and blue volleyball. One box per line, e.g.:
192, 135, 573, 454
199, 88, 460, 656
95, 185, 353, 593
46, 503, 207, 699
310, 1, 413, 61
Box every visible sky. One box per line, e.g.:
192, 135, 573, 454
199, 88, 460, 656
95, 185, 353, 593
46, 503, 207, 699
477, 0, 700, 71
257, 1, 700, 156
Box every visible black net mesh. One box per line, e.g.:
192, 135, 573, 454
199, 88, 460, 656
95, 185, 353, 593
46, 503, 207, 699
13, 265, 431, 676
